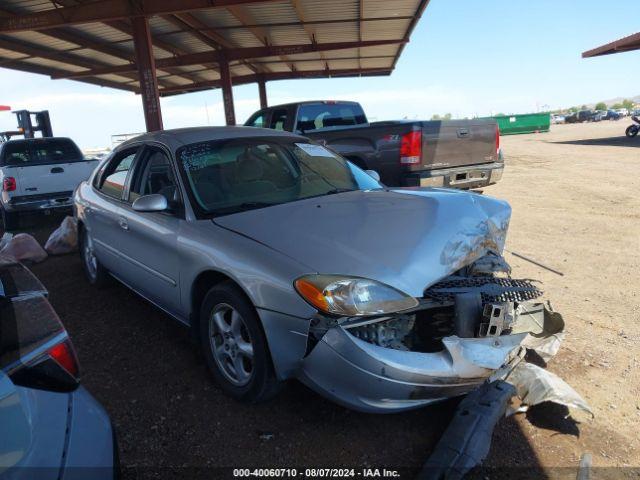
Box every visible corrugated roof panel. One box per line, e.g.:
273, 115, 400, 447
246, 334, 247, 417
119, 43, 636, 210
95, 73, 136, 84
3, 0, 54, 14
71, 48, 129, 66
222, 29, 265, 48
359, 57, 394, 69
0, 48, 28, 59
152, 46, 174, 59
162, 31, 212, 54
293, 60, 325, 71
363, 0, 421, 18
358, 44, 401, 56
268, 25, 311, 46
191, 9, 243, 28
298, 0, 359, 22
313, 23, 359, 43
70, 23, 131, 43
362, 18, 411, 41
5, 31, 78, 50
148, 17, 179, 35
21, 56, 86, 72
242, 1, 298, 24
326, 59, 361, 70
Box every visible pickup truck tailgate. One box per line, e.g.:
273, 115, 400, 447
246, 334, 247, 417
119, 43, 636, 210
420, 119, 499, 170
11, 160, 97, 197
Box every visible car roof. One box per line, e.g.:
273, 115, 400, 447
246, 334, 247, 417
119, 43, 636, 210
117, 126, 308, 151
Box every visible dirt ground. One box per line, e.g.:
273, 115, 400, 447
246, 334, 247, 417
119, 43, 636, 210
9, 120, 639, 478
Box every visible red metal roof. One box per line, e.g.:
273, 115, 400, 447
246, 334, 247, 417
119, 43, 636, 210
582, 31, 640, 58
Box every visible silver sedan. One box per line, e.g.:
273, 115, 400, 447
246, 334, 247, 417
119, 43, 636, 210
74, 127, 564, 413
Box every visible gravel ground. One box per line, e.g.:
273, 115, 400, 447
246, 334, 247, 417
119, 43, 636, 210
8, 120, 639, 478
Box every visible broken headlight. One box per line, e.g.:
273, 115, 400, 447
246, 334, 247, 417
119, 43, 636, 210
294, 275, 419, 316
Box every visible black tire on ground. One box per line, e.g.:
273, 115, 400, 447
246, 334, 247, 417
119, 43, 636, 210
625, 125, 639, 138
1, 208, 19, 231
199, 281, 281, 403
79, 226, 111, 287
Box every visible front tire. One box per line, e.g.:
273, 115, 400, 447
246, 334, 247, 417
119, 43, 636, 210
80, 227, 110, 287
199, 282, 280, 402
626, 125, 639, 137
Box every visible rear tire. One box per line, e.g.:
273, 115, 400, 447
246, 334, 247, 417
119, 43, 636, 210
199, 282, 281, 403
626, 125, 639, 138
79, 227, 110, 287
1, 208, 19, 231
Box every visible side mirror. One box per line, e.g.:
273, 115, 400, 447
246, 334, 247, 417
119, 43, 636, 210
365, 170, 381, 182
132, 194, 168, 212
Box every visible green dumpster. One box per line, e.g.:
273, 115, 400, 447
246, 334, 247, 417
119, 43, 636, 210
491, 113, 550, 135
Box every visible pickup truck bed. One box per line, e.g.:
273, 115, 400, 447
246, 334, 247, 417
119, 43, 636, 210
0, 137, 98, 230
244, 101, 503, 189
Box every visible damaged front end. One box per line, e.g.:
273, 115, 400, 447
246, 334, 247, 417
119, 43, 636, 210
298, 252, 568, 413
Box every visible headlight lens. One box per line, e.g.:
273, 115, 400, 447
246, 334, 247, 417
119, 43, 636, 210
294, 275, 419, 316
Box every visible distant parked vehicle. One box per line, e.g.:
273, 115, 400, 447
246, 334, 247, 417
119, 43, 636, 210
0, 138, 99, 230
0, 261, 117, 479
602, 110, 622, 121
565, 110, 595, 123
625, 116, 640, 137
551, 114, 565, 124
615, 108, 629, 117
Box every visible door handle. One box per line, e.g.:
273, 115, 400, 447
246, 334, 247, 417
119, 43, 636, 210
50, 167, 64, 174
457, 128, 470, 138
118, 217, 129, 231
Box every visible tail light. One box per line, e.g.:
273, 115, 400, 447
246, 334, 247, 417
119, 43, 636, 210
9, 337, 80, 392
400, 130, 422, 165
3, 176, 16, 192
495, 125, 501, 156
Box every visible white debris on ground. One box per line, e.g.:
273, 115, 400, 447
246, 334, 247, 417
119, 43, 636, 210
0, 232, 47, 263
44, 216, 78, 255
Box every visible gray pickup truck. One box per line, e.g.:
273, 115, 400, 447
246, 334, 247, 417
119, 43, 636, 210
244, 101, 503, 189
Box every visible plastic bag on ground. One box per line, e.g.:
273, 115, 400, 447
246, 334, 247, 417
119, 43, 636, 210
0, 233, 47, 263
44, 216, 78, 255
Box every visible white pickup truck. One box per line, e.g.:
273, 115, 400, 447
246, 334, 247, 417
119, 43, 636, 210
0, 138, 98, 230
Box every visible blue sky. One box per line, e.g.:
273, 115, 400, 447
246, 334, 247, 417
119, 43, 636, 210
1, 0, 639, 148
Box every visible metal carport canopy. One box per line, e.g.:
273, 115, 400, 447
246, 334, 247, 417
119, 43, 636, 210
0, 0, 429, 131
582, 31, 640, 58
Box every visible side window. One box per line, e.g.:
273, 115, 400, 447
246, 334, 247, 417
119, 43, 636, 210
246, 112, 266, 128
98, 149, 138, 199
130, 148, 181, 210
269, 109, 288, 131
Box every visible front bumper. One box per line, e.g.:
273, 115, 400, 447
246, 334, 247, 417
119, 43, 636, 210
3, 191, 74, 213
298, 326, 527, 413
404, 162, 504, 190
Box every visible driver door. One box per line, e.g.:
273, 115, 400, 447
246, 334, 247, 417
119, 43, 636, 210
115, 145, 184, 318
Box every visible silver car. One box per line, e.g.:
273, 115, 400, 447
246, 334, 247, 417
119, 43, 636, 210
74, 127, 564, 413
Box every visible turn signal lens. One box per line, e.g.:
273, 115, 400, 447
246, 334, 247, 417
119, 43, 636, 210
3, 177, 16, 192
295, 275, 418, 316
49, 340, 79, 378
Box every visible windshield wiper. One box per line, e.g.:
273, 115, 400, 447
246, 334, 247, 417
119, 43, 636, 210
211, 202, 275, 215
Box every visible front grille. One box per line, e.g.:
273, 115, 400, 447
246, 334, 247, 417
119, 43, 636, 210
424, 276, 542, 303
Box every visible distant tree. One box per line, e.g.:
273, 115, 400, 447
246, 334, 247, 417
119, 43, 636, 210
431, 114, 441, 120
496, 112, 506, 116
612, 103, 624, 110
622, 99, 635, 111
595, 102, 607, 111
443, 113, 452, 120
569, 106, 579, 113
580, 105, 588, 110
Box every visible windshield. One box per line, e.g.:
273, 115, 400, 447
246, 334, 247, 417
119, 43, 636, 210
177, 138, 382, 216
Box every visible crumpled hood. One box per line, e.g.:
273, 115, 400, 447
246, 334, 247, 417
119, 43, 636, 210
213, 188, 511, 297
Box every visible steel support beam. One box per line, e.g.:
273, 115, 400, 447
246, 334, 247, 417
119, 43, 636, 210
52, 39, 406, 79
159, 67, 392, 96
258, 78, 267, 109
0, 0, 281, 33
131, 16, 162, 132
219, 60, 235, 126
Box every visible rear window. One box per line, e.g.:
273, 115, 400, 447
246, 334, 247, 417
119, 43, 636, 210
296, 103, 367, 132
0, 138, 83, 166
